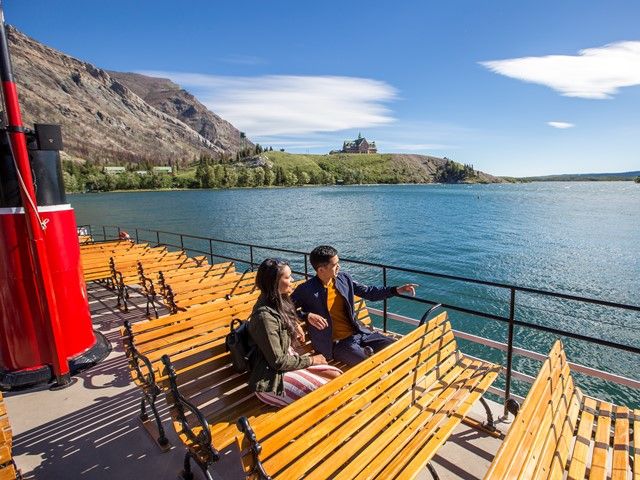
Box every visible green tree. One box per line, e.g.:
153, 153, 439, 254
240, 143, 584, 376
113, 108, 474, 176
297, 171, 310, 185
254, 167, 265, 186
284, 171, 298, 186
62, 171, 78, 192
263, 167, 275, 186
274, 166, 286, 186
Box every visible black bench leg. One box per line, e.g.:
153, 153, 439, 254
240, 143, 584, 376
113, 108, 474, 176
237, 416, 272, 480
148, 394, 168, 447
427, 462, 440, 480
139, 397, 148, 422
139, 392, 168, 447
479, 396, 496, 431
183, 451, 214, 480
182, 452, 194, 480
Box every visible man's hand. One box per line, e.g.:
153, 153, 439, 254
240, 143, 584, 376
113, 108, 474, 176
307, 313, 329, 330
396, 284, 419, 296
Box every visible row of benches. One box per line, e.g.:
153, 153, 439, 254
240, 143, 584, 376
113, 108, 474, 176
80, 239, 257, 315
96, 238, 638, 479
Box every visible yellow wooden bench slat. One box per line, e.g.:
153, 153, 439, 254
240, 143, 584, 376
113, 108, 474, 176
566, 395, 597, 479
0, 464, 16, 480
530, 376, 580, 478
591, 400, 613, 480
514, 360, 573, 478
611, 405, 630, 480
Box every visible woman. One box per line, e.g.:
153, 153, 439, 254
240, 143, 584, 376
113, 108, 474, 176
248, 258, 342, 407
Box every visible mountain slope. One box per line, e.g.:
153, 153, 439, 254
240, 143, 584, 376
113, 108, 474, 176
7, 26, 248, 165
108, 72, 251, 156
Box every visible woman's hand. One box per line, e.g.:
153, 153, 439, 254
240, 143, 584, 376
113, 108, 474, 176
295, 323, 306, 343
311, 354, 328, 365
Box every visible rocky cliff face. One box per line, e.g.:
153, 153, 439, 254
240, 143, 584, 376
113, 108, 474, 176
7, 26, 250, 165
108, 72, 252, 156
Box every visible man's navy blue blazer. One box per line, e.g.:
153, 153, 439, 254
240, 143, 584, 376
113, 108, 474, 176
291, 272, 397, 359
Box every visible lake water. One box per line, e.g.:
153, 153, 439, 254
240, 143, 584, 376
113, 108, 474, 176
70, 182, 640, 407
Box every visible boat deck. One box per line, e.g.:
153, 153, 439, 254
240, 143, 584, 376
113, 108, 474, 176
4, 283, 511, 480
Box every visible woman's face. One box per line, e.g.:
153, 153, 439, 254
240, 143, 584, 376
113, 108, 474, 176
278, 265, 294, 295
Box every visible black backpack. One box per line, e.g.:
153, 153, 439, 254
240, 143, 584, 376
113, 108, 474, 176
225, 318, 255, 373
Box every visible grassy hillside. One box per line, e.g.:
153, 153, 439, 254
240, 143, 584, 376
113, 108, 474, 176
63, 152, 503, 192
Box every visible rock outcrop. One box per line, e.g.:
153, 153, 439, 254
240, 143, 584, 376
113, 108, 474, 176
7, 26, 250, 165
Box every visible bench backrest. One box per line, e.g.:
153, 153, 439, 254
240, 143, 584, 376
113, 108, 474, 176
237, 311, 459, 479
485, 340, 638, 480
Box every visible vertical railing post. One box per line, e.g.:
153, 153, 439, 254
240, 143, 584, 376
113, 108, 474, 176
135, 228, 139, 244
249, 246, 255, 271
156, 230, 160, 247
304, 253, 309, 279
180, 234, 184, 250
117, 226, 121, 238
102, 225, 106, 241
209, 239, 214, 264
88, 225, 93, 239
383, 266, 388, 332
503, 288, 516, 417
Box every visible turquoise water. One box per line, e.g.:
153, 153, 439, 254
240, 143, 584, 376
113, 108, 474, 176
70, 182, 640, 407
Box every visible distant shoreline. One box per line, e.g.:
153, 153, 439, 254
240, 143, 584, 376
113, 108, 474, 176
66, 179, 638, 195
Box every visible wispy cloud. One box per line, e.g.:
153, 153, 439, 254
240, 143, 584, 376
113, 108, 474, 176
140, 71, 397, 136
480, 41, 640, 99
547, 121, 575, 129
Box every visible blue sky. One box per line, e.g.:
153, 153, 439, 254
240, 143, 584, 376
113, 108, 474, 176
5, 1, 640, 176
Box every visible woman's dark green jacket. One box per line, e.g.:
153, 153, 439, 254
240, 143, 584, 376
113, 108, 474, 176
248, 297, 312, 395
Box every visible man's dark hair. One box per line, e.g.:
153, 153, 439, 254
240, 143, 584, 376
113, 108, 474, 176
309, 245, 338, 271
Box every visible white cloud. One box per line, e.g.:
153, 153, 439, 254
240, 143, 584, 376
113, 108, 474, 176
547, 121, 575, 129
480, 41, 640, 99
140, 71, 397, 136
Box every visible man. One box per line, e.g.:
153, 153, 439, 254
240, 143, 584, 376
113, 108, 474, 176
291, 245, 417, 366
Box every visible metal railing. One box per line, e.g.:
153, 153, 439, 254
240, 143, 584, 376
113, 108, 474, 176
82, 224, 640, 412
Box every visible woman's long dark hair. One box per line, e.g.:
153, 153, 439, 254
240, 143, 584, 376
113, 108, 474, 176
255, 258, 298, 341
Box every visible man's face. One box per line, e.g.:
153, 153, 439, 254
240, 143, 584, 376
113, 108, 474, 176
318, 255, 340, 281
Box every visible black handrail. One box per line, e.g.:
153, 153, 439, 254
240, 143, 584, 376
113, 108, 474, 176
86, 224, 640, 412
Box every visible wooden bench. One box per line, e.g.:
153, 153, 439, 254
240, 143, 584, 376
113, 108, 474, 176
110, 247, 199, 313
165, 270, 258, 312
80, 240, 146, 282
122, 290, 262, 448
161, 310, 499, 480
0, 393, 19, 480
484, 340, 638, 480
157, 261, 235, 302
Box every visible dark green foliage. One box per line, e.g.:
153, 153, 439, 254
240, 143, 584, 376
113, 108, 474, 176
434, 160, 477, 183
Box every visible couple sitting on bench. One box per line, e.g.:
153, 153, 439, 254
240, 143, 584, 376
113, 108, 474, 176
248, 245, 417, 407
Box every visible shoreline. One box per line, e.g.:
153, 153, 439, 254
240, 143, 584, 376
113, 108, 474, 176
66, 178, 637, 194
